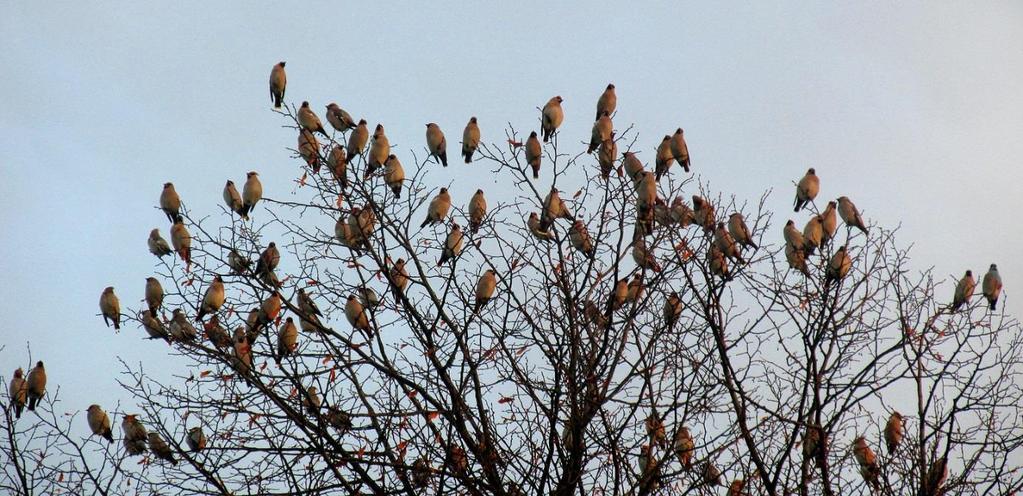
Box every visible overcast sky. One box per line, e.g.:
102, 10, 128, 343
1, 2, 1020, 425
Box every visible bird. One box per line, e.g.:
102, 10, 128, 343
802, 424, 826, 469
99, 286, 121, 330
345, 295, 371, 336
26, 361, 45, 411
196, 275, 226, 321
8, 368, 27, 419
367, 124, 390, 177
144, 277, 163, 316
298, 129, 321, 172
240, 171, 262, 219
462, 117, 480, 163
786, 244, 810, 276
276, 317, 298, 364
420, 187, 452, 228
609, 278, 628, 311
569, 220, 595, 259
358, 287, 381, 310
411, 457, 433, 489
350, 205, 377, 246
728, 213, 758, 250
598, 134, 617, 179
525, 131, 542, 179
148, 229, 173, 258
527, 212, 555, 242
654, 135, 675, 181
634, 237, 661, 272
303, 386, 321, 416
595, 83, 616, 121
692, 195, 716, 232
297, 101, 328, 136
674, 426, 695, 470
783, 220, 806, 251
141, 310, 170, 342
653, 198, 673, 228
670, 128, 691, 173
439, 224, 464, 266
379, 154, 405, 199
475, 269, 497, 312
204, 315, 231, 348
541, 187, 574, 230
638, 444, 660, 493
541, 96, 564, 142
884, 411, 903, 453
269, 61, 286, 108
803, 215, 824, 255
187, 426, 207, 451
121, 415, 147, 456
664, 292, 683, 329
170, 216, 191, 267
922, 457, 948, 496
86, 404, 113, 443
714, 222, 744, 263
983, 264, 1003, 310
702, 462, 723, 487
159, 182, 181, 223
169, 308, 198, 341
793, 168, 819, 212
727, 479, 746, 496
297, 288, 322, 318
447, 444, 469, 474
671, 197, 695, 227
388, 258, 410, 299
852, 436, 880, 490
325, 103, 355, 132
583, 299, 609, 330
645, 413, 666, 446
346, 119, 369, 161
232, 329, 253, 376
636, 171, 657, 212
257, 292, 283, 330
426, 123, 448, 166
820, 201, 838, 245
622, 151, 644, 182
588, 111, 612, 153
223, 180, 243, 216
228, 249, 251, 275
626, 274, 645, 305
254, 242, 280, 283
327, 146, 350, 190
826, 246, 852, 282
952, 270, 976, 311
468, 189, 487, 234
148, 432, 177, 465
708, 245, 730, 279
837, 196, 868, 234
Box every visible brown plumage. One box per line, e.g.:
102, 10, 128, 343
793, 168, 819, 212
462, 116, 480, 163
8, 368, 27, 419
541, 96, 564, 142
159, 182, 181, 223
99, 286, 121, 330
670, 128, 691, 173
596, 83, 616, 120
525, 131, 541, 179
86, 404, 113, 443
26, 363, 46, 412
884, 411, 903, 453
468, 189, 487, 234
269, 61, 286, 108
170, 217, 191, 267
297, 101, 328, 136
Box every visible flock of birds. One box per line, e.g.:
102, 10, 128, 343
3, 61, 1006, 491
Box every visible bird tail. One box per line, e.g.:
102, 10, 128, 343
464, 150, 474, 163
391, 185, 401, 198
440, 151, 448, 167
114, 318, 120, 330
991, 299, 998, 310
14, 404, 23, 419
420, 218, 430, 229
103, 429, 113, 443
532, 164, 539, 179
682, 160, 690, 173
28, 397, 36, 411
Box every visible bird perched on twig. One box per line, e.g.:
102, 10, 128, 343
297, 101, 328, 137
426, 123, 448, 167
983, 264, 1003, 310
793, 168, 819, 212
325, 102, 355, 132
541, 96, 564, 142
421, 188, 452, 228
269, 61, 286, 108
99, 287, 121, 330
462, 117, 480, 163
86, 405, 113, 443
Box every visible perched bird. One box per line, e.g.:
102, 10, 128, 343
708, 245, 730, 279
702, 462, 723, 487
674, 426, 695, 469
569, 220, 595, 259
622, 151, 644, 182
598, 134, 617, 179
541, 187, 574, 230
257, 292, 283, 329
852, 436, 880, 490
169, 309, 198, 341
121, 415, 147, 456
160, 182, 181, 223
325, 407, 352, 434
298, 129, 321, 172
952, 271, 976, 311
297, 288, 322, 318
541, 96, 564, 142
367, 124, 390, 177
269, 61, 286, 108
783, 220, 806, 251
8, 368, 27, 419
638, 444, 660, 493
99, 287, 121, 330
626, 274, 646, 306
384, 154, 405, 198
223, 180, 243, 216
204, 315, 231, 348
345, 295, 371, 336
297, 101, 328, 136
837, 196, 868, 234
327, 146, 349, 190
186, 426, 207, 451
820, 201, 838, 245
595, 83, 616, 120
671, 197, 695, 227
254, 242, 281, 279
655, 135, 675, 181
728, 213, 757, 250
170, 217, 191, 267
303, 386, 321, 416
803, 215, 824, 255
462, 117, 481, 163
148, 229, 173, 258
447, 444, 469, 474
584, 299, 608, 329
144, 277, 163, 316
421, 187, 452, 228
335, 216, 361, 251
692, 195, 716, 232
228, 249, 251, 275
786, 244, 810, 276
86, 404, 113, 443
714, 222, 744, 263
793, 168, 819, 212
525, 131, 542, 179
325, 103, 355, 132
233, 329, 253, 376
426, 123, 448, 167
148, 432, 177, 465
196, 275, 226, 321
588, 111, 612, 153
388, 258, 410, 298
645, 412, 666, 446
240, 171, 262, 219
670, 128, 691, 173
922, 457, 948, 496
26, 362, 46, 411
346, 119, 369, 161
653, 198, 673, 228
664, 292, 683, 329
527, 212, 555, 242
411, 457, 433, 489
276, 317, 298, 364
610, 278, 628, 310
633, 237, 661, 272
636, 171, 657, 212
475, 269, 497, 312
727, 479, 746, 496
350, 205, 377, 247
983, 264, 1003, 310
885, 411, 903, 453
141, 310, 170, 342
439, 224, 464, 266
356, 287, 381, 311
803, 424, 826, 468
468, 189, 487, 234
826, 246, 852, 282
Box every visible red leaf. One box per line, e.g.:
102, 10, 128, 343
427, 411, 439, 422
199, 370, 212, 378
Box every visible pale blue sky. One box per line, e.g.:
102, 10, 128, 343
1, 2, 1021, 423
